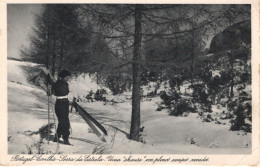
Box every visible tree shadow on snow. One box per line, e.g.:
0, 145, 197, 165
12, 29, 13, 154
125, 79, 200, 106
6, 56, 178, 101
69, 137, 100, 146
105, 124, 130, 139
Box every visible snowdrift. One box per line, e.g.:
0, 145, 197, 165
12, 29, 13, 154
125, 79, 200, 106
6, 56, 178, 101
8, 60, 251, 154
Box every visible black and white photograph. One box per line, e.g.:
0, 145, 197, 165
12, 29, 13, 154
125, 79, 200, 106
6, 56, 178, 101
1, 1, 260, 165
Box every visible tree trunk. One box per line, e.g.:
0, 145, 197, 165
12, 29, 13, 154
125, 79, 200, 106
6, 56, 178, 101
52, 22, 56, 77
58, 26, 64, 75
58, 25, 64, 78
45, 6, 51, 88
230, 53, 234, 98
46, 6, 50, 70
190, 30, 194, 86
130, 4, 142, 141
97, 72, 99, 84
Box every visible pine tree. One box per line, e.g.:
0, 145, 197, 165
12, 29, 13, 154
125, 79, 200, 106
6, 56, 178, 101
21, 4, 95, 80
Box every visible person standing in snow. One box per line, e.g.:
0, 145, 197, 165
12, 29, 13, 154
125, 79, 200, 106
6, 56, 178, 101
52, 69, 72, 145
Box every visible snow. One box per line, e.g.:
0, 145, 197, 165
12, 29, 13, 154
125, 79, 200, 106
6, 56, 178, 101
142, 81, 158, 96
211, 70, 221, 77
8, 60, 38, 85
8, 60, 251, 154
68, 74, 111, 99
181, 82, 193, 95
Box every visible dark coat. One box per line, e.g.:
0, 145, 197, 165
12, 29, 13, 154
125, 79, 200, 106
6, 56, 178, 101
53, 79, 69, 96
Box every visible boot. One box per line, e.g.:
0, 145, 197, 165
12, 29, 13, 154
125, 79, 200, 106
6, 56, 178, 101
53, 134, 61, 143
63, 139, 71, 145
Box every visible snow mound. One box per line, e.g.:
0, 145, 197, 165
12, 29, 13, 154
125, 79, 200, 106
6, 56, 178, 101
93, 131, 161, 154
8, 60, 37, 85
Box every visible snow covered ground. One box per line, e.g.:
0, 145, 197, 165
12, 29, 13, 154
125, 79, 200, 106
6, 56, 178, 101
8, 60, 251, 154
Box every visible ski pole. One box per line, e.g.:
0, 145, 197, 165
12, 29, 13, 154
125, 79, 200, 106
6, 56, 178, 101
47, 86, 51, 144
47, 73, 51, 145
50, 95, 59, 152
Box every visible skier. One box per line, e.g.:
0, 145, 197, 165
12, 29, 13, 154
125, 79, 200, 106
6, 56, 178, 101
52, 69, 72, 145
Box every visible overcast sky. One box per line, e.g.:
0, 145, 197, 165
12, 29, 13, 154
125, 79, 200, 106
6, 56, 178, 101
7, 4, 42, 59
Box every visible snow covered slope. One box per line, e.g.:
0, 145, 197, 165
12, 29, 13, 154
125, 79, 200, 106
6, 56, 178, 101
8, 60, 251, 154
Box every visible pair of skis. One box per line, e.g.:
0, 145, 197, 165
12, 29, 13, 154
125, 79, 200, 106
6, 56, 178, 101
40, 67, 107, 142
72, 99, 107, 142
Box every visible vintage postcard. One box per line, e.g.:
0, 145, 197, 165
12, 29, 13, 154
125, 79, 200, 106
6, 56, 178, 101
0, 0, 259, 166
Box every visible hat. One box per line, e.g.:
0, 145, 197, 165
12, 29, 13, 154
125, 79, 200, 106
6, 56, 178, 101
59, 69, 71, 79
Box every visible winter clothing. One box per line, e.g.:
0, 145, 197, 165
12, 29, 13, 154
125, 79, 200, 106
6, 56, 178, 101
53, 79, 69, 96
63, 139, 71, 145
55, 99, 70, 141
59, 69, 71, 79
53, 134, 63, 143
53, 77, 71, 142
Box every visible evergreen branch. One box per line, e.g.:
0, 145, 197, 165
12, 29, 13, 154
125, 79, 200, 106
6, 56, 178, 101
143, 6, 232, 37
142, 5, 180, 11
91, 31, 132, 39
141, 7, 188, 24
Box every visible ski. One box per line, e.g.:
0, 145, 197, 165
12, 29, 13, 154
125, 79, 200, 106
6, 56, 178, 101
72, 100, 108, 136
72, 103, 106, 142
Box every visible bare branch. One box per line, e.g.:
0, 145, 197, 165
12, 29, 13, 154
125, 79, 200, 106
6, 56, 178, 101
143, 6, 232, 37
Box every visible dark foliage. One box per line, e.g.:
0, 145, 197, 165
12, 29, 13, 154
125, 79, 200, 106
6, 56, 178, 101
94, 89, 107, 101
85, 90, 94, 102
168, 99, 195, 116
203, 114, 214, 122
104, 75, 130, 95
230, 104, 246, 131
140, 70, 161, 86
159, 91, 181, 106
190, 84, 209, 104
228, 97, 251, 132
85, 89, 107, 102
